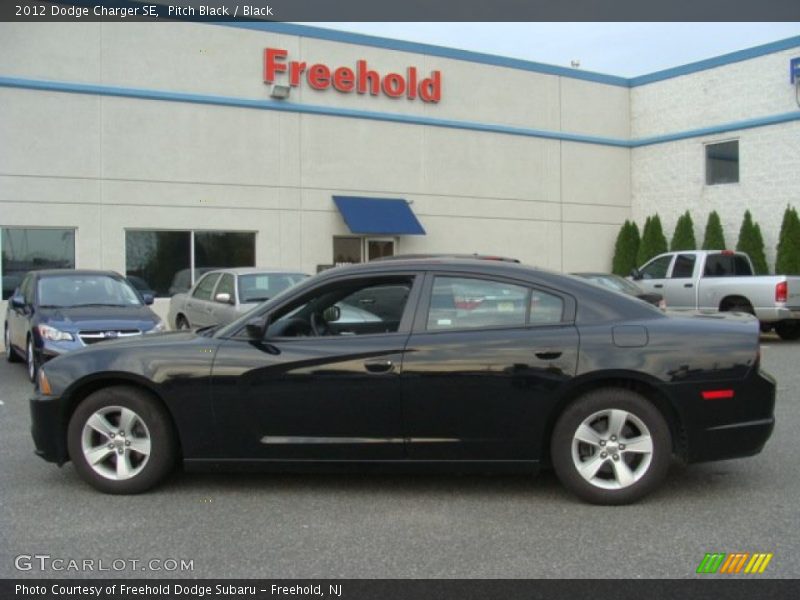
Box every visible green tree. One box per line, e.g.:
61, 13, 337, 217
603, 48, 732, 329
736, 210, 769, 275
670, 211, 697, 251
612, 220, 641, 276
637, 214, 668, 266
701, 210, 727, 250
775, 205, 800, 275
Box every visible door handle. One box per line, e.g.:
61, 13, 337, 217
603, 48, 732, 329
654, 284, 664, 289
684, 283, 694, 288
535, 351, 562, 360
364, 359, 394, 373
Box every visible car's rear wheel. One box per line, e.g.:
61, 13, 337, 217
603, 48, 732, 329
67, 386, 177, 494
775, 320, 800, 341
5, 324, 21, 363
26, 336, 38, 382
175, 315, 190, 330
551, 388, 672, 505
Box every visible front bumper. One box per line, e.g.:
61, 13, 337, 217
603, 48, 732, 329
30, 390, 69, 465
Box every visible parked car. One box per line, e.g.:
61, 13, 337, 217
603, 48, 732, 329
166, 267, 217, 297
5, 270, 164, 381
631, 250, 800, 339
168, 268, 308, 330
125, 275, 157, 301
572, 272, 665, 308
30, 258, 774, 504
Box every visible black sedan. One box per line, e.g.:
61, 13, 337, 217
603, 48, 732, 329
5, 270, 164, 382
29, 259, 775, 504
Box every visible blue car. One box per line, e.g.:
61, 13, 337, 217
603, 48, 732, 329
4, 270, 165, 381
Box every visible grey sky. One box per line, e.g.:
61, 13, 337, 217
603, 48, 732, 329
299, 23, 800, 77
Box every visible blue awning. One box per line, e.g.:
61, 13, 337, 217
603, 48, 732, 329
333, 196, 426, 236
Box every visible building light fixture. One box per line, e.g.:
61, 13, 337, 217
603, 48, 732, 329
270, 84, 291, 100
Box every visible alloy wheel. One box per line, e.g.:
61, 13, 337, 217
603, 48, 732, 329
27, 338, 36, 381
80, 406, 152, 481
570, 408, 654, 490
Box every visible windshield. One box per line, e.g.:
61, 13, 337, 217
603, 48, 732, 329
38, 275, 143, 308
238, 273, 307, 304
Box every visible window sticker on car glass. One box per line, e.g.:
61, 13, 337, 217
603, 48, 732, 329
437, 319, 452, 326
497, 302, 514, 312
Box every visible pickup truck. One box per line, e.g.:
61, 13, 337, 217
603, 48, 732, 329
631, 250, 800, 340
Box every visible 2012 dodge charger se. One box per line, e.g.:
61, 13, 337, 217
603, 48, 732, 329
29, 259, 776, 504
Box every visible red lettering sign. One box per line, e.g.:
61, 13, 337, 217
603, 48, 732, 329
264, 48, 442, 103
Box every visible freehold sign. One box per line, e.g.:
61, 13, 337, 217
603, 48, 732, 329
264, 48, 442, 103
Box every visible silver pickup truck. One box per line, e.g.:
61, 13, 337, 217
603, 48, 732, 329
632, 250, 800, 340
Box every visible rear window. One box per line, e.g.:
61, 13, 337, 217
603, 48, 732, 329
703, 254, 753, 277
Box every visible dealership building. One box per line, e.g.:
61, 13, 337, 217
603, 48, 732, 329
1, 21, 799, 314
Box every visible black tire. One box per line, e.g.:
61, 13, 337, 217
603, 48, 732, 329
5, 324, 21, 363
775, 320, 800, 341
551, 388, 672, 505
26, 335, 38, 382
175, 315, 190, 330
722, 301, 754, 316
67, 386, 177, 494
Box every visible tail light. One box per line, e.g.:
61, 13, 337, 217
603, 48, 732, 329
776, 281, 787, 304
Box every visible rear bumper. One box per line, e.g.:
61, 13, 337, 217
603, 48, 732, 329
756, 307, 800, 323
30, 391, 69, 465
681, 369, 776, 464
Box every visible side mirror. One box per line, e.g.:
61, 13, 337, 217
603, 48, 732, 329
215, 292, 233, 305
10, 294, 25, 309
245, 316, 267, 339
142, 293, 155, 305
630, 268, 642, 281
322, 305, 341, 323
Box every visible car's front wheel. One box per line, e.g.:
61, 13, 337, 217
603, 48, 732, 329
5, 324, 21, 363
67, 386, 177, 494
175, 315, 190, 330
26, 336, 38, 382
551, 388, 672, 505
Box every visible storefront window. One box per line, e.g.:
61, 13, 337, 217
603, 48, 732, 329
125, 231, 191, 298
333, 237, 363, 265
195, 231, 255, 270
125, 230, 256, 297
1, 228, 75, 299
705, 140, 739, 185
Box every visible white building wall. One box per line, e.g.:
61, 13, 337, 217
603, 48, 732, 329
0, 21, 633, 284
631, 48, 800, 271
632, 121, 800, 269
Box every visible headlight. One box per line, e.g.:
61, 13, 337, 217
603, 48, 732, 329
145, 319, 166, 334
37, 324, 74, 342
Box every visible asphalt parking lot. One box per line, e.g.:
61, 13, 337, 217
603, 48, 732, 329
1, 334, 798, 579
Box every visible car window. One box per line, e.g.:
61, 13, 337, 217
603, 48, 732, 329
265, 276, 415, 338
20, 275, 34, 304
215, 273, 235, 301
192, 273, 221, 301
733, 255, 753, 276
427, 277, 528, 331
703, 254, 734, 277
529, 289, 564, 325
640, 255, 672, 280
670, 254, 696, 279
238, 273, 307, 304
